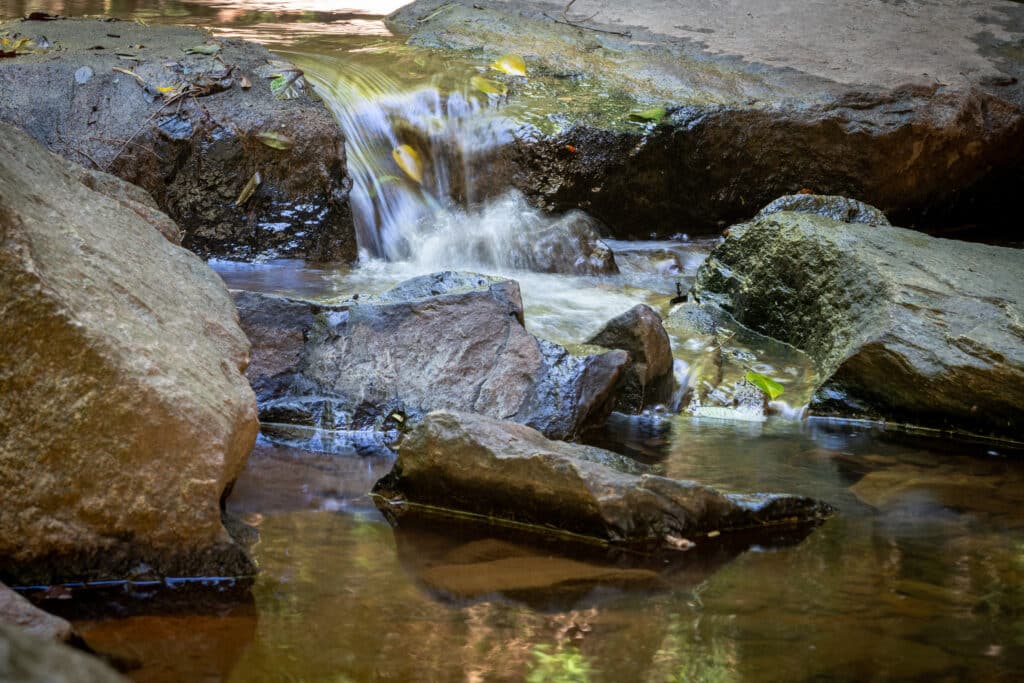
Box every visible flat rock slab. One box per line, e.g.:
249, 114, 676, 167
390, 0, 1024, 238
0, 122, 258, 585
374, 410, 832, 546
692, 207, 1024, 439
0, 17, 355, 261
235, 271, 627, 441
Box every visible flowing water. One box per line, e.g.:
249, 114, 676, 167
6, 2, 1024, 681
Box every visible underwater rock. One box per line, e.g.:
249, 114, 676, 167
0, 18, 354, 261
0, 123, 258, 585
374, 410, 833, 545
692, 205, 1024, 438
235, 271, 627, 440
587, 304, 675, 413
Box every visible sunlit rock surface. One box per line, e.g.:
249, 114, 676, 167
0, 122, 258, 584
390, 0, 1024, 240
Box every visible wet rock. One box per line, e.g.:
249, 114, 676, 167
0, 18, 354, 261
374, 410, 833, 546
692, 207, 1024, 438
587, 304, 674, 413
235, 271, 627, 440
756, 194, 891, 226
232, 289, 315, 403
0, 584, 73, 643
517, 213, 617, 275
389, 1, 1024, 240
0, 123, 258, 585
0, 623, 129, 683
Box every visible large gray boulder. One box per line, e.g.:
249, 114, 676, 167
692, 208, 1024, 438
0, 17, 354, 261
236, 272, 627, 440
374, 411, 832, 546
389, 0, 1024, 240
0, 122, 259, 585
0, 624, 129, 683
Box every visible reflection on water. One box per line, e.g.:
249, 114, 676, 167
55, 419, 1024, 682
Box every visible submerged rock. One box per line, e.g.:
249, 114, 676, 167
375, 411, 832, 545
0, 623, 129, 683
692, 207, 1024, 438
0, 123, 258, 585
235, 271, 627, 440
587, 304, 675, 413
389, 0, 1024, 239
0, 18, 354, 261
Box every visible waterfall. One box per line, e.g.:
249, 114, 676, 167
288, 52, 614, 275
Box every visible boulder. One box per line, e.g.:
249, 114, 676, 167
587, 304, 675, 412
374, 411, 833, 546
236, 272, 627, 440
691, 208, 1024, 438
0, 122, 259, 585
0, 584, 73, 644
0, 17, 354, 261
389, 0, 1024, 240
0, 624, 129, 683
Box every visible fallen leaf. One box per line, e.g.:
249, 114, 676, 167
391, 144, 423, 184
111, 66, 145, 85
257, 132, 293, 150
184, 43, 221, 55
155, 84, 178, 94
745, 371, 785, 401
269, 71, 304, 99
470, 75, 507, 97
628, 106, 667, 123
235, 170, 261, 206
240, 74, 251, 89
490, 53, 527, 76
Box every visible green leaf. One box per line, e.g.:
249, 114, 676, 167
269, 71, 304, 100
628, 106, 667, 123
256, 132, 293, 150
470, 75, 507, 97
184, 43, 221, 55
745, 371, 785, 401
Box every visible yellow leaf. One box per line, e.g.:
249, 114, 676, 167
257, 132, 293, 150
490, 54, 527, 77
156, 85, 177, 93
391, 144, 423, 184
470, 75, 507, 97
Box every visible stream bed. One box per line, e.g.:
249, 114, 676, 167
5, 2, 1024, 681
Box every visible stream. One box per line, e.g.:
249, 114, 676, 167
5, 1, 1024, 681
